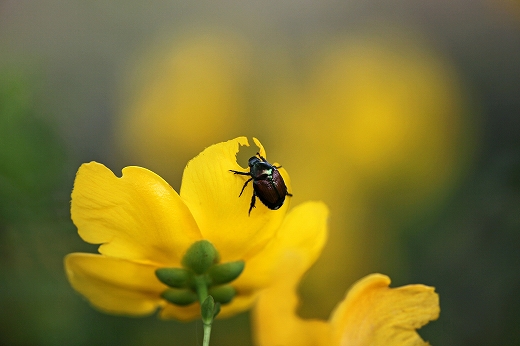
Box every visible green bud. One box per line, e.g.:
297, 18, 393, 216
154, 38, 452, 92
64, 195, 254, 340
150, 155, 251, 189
182, 240, 219, 275
201, 295, 216, 325
208, 261, 245, 285
155, 268, 191, 288
161, 288, 198, 306
208, 285, 236, 304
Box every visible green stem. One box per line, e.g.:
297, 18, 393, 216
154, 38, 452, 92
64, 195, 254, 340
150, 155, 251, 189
194, 276, 213, 346
203, 321, 212, 346
194, 275, 209, 303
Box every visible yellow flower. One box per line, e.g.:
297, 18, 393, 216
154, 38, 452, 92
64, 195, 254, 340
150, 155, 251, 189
64, 136, 328, 321
253, 252, 440, 346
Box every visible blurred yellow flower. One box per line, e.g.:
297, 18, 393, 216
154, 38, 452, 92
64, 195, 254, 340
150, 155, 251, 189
116, 31, 251, 181
253, 253, 440, 346
268, 31, 474, 318
64, 137, 328, 321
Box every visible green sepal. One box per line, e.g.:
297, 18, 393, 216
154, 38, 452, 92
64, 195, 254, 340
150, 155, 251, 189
161, 288, 198, 306
207, 261, 245, 285
213, 302, 221, 319
208, 285, 236, 304
155, 268, 191, 288
182, 240, 219, 275
201, 295, 216, 325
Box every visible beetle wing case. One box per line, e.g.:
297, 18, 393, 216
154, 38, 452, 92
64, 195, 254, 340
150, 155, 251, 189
255, 172, 287, 210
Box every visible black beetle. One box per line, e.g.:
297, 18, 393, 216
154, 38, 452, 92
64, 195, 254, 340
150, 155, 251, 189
230, 153, 292, 215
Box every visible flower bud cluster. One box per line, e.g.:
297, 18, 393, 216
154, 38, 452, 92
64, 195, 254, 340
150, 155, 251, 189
156, 240, 245, 307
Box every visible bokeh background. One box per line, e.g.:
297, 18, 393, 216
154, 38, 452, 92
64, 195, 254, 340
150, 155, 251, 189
1, 1, 519, 345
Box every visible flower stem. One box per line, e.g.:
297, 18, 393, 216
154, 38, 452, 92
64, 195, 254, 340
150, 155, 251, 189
195, 275, 209, 303
194, 276, 215, 346
203, 321, 212, 346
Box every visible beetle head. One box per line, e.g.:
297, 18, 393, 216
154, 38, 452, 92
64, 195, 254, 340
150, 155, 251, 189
248, 156, 261, 167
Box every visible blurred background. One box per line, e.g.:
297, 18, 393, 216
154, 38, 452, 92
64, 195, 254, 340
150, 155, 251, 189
1, 0, 519, 345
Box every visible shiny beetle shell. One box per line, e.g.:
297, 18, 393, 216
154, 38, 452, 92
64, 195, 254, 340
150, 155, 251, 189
229, 153, 292, 215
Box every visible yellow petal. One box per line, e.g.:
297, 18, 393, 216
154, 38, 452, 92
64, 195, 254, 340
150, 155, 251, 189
251, 201, 330, 345
162, 162, 307, 320
253, 254, 330, 346
64, 253, 164, 316
217, 292, 258, 319
180, 137, 291, 261
159, 302, 201, 321
236, 201, 328, 291
329, 274, 440, 346
71, 162, 202, 266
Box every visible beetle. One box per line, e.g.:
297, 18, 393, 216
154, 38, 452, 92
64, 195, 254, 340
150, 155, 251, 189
229, 153, 292, 215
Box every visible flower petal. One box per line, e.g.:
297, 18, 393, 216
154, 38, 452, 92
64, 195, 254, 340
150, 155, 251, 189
253, 254, 330, 346
235, 201, 328, 291
217, 292, 258, 319
180, 137, 290, 261
162, 146, 304, 320
71, 162, 202, 265
64, 253, 165, 316
159, 302, 201, 321
329, 274, 440, 346
250, 201, 329, 345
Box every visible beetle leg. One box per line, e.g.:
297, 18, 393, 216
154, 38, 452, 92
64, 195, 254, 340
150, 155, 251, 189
229, 169, 250, 175
238, 177, 253, 197
256, 153, 268, 162
248, 193, 256, 215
